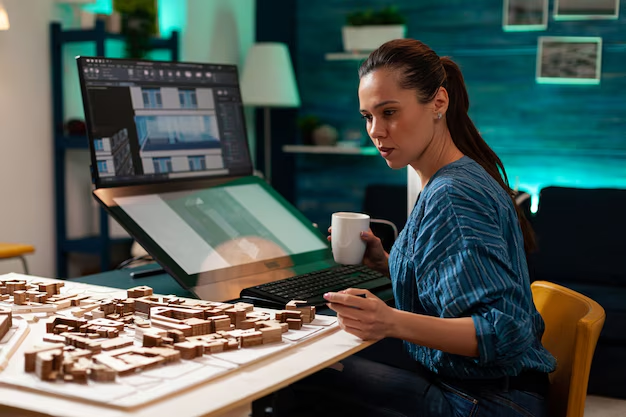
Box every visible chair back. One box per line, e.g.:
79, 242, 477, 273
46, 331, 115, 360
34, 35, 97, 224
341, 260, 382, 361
531, 281, 605, 417
0, 243, 35, 274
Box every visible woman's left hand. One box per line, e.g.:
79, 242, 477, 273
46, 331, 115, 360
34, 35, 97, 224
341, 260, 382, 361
323, 289, 395, 341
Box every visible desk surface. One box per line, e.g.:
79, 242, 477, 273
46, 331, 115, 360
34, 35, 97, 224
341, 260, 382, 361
0, 273, 372, 417
70, 264, 196, 299
71, 265, 395, 312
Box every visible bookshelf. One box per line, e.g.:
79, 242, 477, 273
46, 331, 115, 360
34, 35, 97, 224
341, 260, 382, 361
50, 20, 178, 277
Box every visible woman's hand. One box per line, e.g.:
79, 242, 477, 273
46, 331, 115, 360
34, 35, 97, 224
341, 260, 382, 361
360, 230, 390, 276
323, 288, 396, 341
327, 227, 390, 276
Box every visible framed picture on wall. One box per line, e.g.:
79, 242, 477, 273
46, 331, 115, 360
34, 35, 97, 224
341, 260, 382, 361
503, 0, 548, 31
554, 0, 620, 20
536, 37, 603, 85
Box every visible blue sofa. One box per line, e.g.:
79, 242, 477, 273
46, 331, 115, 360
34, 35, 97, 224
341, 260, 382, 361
528, 186, 626, 399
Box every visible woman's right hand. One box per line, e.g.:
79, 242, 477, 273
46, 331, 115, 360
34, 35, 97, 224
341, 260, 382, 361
327, 227, 390, 276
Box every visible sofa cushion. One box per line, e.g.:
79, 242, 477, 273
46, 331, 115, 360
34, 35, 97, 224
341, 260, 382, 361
587, 342, 626, 399
529, 186, 626, 287
549, 281, 626, 344
362, 184, 408, 231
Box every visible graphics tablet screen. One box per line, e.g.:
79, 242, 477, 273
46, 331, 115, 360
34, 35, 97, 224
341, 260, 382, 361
96, 176, 332, 297
114, 182, 328, 275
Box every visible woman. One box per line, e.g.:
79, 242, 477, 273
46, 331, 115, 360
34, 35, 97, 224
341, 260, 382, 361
272, 39, 556, 417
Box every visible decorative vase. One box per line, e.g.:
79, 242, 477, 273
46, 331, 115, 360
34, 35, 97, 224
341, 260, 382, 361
342, 25, 406, 52
312, 125, 338, 146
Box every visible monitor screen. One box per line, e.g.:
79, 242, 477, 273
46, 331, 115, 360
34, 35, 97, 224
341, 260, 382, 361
77, 57, 253, 188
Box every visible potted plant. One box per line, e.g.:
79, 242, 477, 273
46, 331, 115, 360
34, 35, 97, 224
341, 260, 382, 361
297, 115, 322, 145
113, 0, 158, 58
342, 6, 407, 53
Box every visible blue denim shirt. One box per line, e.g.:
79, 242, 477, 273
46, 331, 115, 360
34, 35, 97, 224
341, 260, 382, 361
389, 156, 556, 379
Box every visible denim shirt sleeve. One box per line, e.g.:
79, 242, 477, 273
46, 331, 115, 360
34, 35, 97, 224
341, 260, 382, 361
430, 244, 538, 367
394, 159, 556, 377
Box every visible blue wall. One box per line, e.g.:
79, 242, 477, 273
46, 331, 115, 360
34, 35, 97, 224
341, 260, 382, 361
293, 0, 626, 230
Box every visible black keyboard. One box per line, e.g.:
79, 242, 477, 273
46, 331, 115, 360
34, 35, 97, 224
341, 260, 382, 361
240, 264, 391, 308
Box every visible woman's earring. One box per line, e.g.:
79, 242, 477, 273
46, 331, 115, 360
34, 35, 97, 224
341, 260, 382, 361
437, 112, 442, 120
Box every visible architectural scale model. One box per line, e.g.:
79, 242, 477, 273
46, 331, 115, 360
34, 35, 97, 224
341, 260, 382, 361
0, 278, 43, 370
25, 285, 315, 383
0, 274, 333, 409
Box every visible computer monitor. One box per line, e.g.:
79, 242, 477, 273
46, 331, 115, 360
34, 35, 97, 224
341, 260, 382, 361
77, 57, 253, 188
77, 56, 337, 302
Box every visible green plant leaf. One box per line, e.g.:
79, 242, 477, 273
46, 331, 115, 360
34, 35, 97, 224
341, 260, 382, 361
297, 115, 322, 133
345, 5, 406, 26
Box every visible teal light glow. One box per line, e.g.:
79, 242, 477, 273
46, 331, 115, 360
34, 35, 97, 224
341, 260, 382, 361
496, 147, 626, 216
80, 0, 186, 39
536, 77, 601, 85
553, 15, 619, 21
158, 0, 186, 38
530, 193, 540, 214
503, 25, 547, 32
82, 0, 113, 15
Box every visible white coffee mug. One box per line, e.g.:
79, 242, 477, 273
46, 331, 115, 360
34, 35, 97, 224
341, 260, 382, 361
331, 212, 370, 265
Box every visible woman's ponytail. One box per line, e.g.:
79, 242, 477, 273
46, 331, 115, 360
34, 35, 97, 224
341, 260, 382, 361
441, 57, 536, 254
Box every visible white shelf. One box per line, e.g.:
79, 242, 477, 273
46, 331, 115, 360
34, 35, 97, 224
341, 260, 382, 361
282, 145, 378, 155
325, 52, 370, 61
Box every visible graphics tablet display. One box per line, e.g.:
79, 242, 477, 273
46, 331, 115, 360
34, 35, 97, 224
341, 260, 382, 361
94, 176, 333, 301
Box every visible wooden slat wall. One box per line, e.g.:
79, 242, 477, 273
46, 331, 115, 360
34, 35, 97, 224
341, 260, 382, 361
293, 0, 626, 230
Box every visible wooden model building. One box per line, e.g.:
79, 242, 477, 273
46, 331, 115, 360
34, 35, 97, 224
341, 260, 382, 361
0, 306, 12, 341
0, 278, 92, 314
18, 285, 318, 383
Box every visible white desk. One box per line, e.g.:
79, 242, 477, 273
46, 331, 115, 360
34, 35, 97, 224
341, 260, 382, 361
0, 275, 372, 417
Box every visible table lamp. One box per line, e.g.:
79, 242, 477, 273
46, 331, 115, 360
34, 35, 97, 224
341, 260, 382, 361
240, 42, 300, 184
0, 1, 10, 31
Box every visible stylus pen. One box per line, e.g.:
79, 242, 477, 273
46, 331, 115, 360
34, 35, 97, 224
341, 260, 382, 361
130, 267, 165, 278
303, 292, 367, 306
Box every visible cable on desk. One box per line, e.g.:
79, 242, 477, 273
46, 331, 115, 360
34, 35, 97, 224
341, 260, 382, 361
116, 255, 154, 270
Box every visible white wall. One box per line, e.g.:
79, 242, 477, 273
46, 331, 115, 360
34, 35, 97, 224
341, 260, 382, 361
0, 0, 256, 278
407, 168, 422, 215
184, 0, 257, 157
0, 0, 56, 277
185, 0, 254, 69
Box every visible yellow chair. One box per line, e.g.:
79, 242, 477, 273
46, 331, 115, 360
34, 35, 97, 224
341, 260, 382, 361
0, 243, 35, 274
531, 281, 606, 417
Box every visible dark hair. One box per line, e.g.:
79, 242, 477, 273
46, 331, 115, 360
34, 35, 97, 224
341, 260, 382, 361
359, 39, 536, 255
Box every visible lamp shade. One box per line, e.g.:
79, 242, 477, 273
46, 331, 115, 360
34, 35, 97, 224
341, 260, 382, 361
240, 43, 300, 108
0, 2, 9, 31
